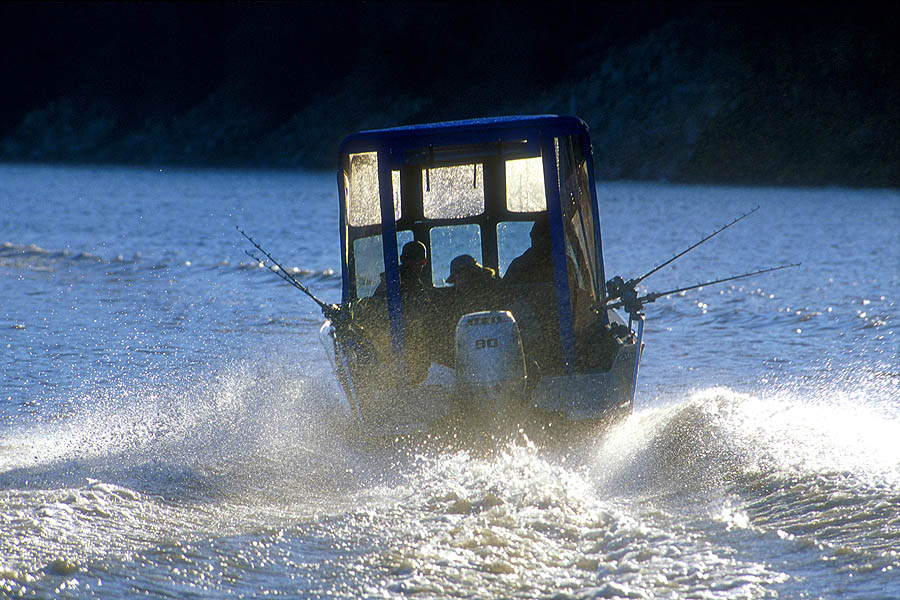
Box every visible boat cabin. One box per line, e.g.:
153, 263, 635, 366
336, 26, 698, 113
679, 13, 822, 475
326, 115, 638, 435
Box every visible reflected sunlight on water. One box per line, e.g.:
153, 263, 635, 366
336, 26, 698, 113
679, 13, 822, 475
1, 165, 897, 598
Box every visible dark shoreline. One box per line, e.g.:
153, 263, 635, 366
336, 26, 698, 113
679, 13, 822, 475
1, 2, 897, 188
4, 159, 896, 192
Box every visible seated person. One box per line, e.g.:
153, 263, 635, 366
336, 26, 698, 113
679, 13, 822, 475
447, 254, 499, 316
359, 240, 436, 384
372, 240, 429, 298
502, 215, 577, 373
503, 215, 554, 285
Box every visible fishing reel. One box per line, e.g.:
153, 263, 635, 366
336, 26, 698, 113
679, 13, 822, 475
606, 276, 643, 316
323, 302, 351, 326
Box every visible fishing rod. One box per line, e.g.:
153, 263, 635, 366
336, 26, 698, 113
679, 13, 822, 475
606, 263, 800, 313
237, 227, 345, 322
242, 248, 313, 295
632, 205, 760, 288
603, 205, 763, 310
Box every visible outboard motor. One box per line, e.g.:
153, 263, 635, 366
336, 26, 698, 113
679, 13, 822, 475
454, 310, 528, 414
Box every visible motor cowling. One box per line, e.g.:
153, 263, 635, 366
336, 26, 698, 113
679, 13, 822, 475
454, 310, 527, 410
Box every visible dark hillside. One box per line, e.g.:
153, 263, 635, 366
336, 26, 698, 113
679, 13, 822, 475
0, 1, 896, 186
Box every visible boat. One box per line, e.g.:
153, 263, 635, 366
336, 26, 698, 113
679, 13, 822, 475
241, 116, 793, 442
318, 115, 642, 439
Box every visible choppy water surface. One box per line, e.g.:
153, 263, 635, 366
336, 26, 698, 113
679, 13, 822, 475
1, 164, 898, 599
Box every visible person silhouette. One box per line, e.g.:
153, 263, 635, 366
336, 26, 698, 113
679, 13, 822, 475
372, 240, 429, 297
503, 215, 554, 285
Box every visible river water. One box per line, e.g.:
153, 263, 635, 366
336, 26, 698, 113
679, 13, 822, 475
1, 163, 898, 599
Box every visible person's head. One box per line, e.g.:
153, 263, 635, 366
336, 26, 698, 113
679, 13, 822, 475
447, 254, 495, 287
400, 240, 427, 275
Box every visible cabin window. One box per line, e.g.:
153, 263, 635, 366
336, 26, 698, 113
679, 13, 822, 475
346, 152, 402, 227
506, 157, 547, 212
352, 231, 413, 298
429, 224, 482, 287
556, 136, 599, 301
422, 164, 484, 219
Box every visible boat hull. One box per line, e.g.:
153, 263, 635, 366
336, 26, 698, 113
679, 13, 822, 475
320, 320, 636, 442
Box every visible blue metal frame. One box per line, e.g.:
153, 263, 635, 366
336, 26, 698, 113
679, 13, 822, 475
338, 115, 590, 162
581, 136, 606, 297
541, 136, 577, 373
377, 147, 408, 381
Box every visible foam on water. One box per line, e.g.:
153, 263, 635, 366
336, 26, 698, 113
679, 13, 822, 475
593, 380, 900, 493
589, 383, 900, 591
2, 357, 366, 493
0, 358, 365, 594
355, 442, 783, 599
3, 358, 899, 598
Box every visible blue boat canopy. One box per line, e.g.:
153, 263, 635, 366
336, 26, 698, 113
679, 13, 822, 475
336, 114, 610, 379
339, 115, 588, 157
